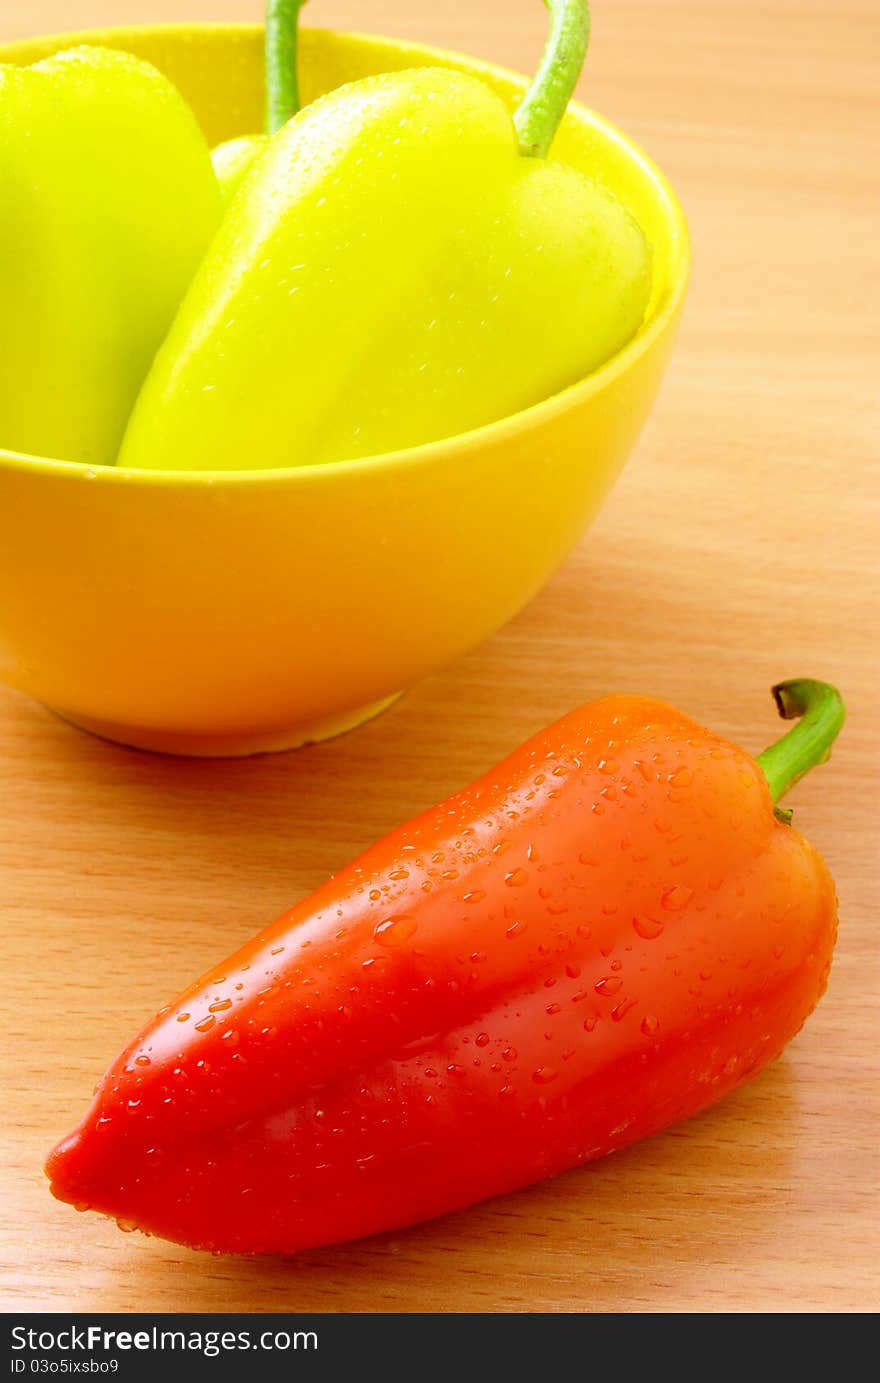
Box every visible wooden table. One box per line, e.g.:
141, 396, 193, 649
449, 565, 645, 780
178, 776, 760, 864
2, 0, 877, 1315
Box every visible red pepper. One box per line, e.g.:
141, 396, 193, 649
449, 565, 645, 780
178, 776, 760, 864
47, 679, 843, 1254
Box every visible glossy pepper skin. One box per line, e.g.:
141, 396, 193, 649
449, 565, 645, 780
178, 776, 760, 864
0, 47, 220, 466
210, 133, 269, 206
119, 4, 651, 472
47, 684, 841, 1254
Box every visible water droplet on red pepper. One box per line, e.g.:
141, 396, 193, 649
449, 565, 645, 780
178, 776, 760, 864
374, 915, 417, 946
661, 885, 693, 911
611, 997, 637, 1022
595, 976, 623, 997
632, 915, 664, 940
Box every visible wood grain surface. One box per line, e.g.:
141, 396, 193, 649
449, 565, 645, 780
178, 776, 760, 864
1, 0, 877, 1314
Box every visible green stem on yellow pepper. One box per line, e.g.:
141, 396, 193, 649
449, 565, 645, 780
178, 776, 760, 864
757, 679, 845, 818
266, 2, 589, 153
514, 1, 591, 159
265, 0, 309, 134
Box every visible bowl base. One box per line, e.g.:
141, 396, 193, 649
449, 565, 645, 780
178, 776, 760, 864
48, 692, 403, 758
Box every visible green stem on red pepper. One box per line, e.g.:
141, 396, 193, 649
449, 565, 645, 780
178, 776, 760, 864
265, 0, 308, 134
757, 679, 845, 819
514, 1, 591, 159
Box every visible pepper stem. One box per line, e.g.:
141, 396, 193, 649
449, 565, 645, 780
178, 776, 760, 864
514, 1, 591, 159
265, 0, 308, 134
756, 679, 845, 812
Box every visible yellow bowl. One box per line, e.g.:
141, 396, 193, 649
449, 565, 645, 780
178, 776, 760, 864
0, 23, 689, 757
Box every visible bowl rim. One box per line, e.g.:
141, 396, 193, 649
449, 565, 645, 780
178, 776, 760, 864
0, 20, 690, 490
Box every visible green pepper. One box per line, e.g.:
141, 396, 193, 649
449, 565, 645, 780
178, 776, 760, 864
119, 1, 652, 473
0, 46, 221, 467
